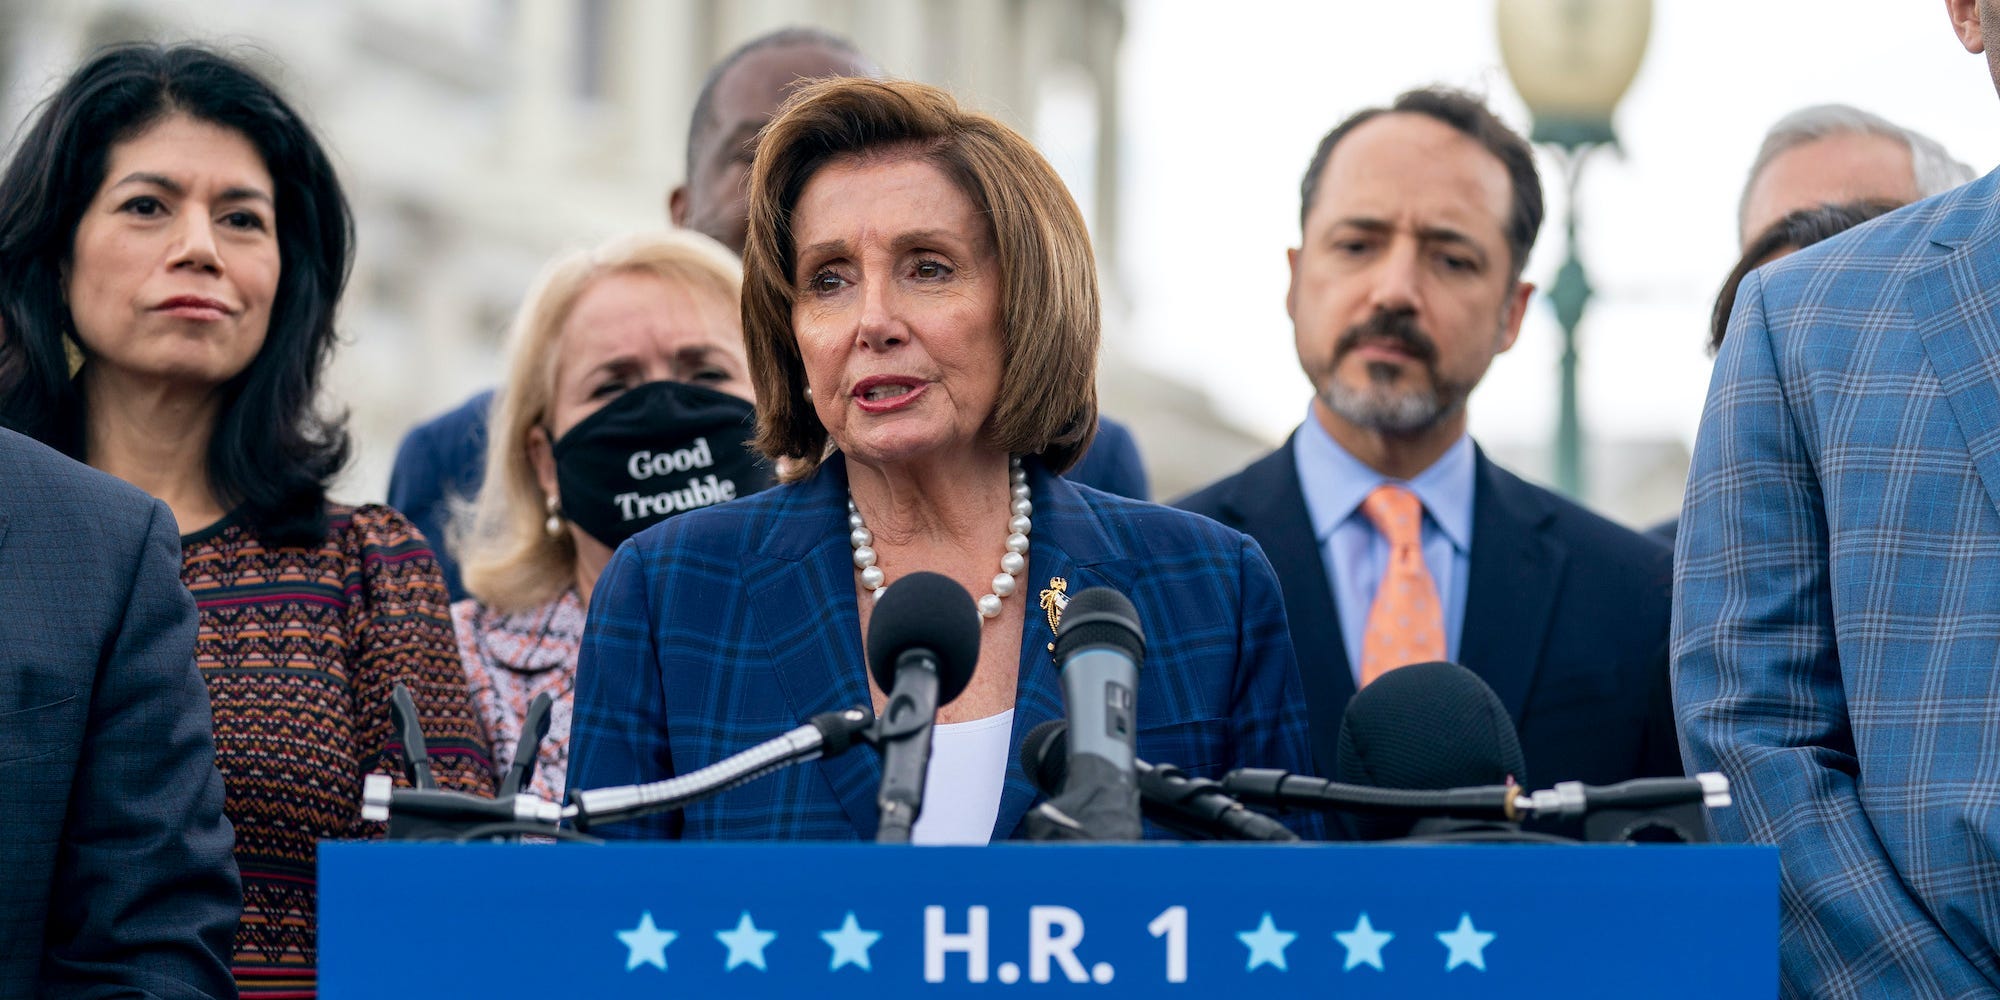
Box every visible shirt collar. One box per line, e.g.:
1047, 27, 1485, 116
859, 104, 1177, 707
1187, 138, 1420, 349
1292, 407, 1475, 554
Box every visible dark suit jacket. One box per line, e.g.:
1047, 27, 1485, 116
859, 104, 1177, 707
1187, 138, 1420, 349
385, 389, 493, 602
0, 428, 239, 999
567, 453, 1318, 841
1177, 437, 1680, 788
387, 391, 1152, 601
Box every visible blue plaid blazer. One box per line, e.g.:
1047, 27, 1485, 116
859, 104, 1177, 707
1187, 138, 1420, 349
566, 453, 1318, 842
1676, 170, 2000, 995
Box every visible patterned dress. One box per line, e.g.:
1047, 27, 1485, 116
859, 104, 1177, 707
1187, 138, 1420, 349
180, 503, 493, 999
453, 590, 583, 803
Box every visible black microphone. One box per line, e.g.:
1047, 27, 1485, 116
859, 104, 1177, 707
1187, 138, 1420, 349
1022, 720, 1299, 843
866, 572, 980, 844
1045, 587, 1144, 841
1334, 661, 1529, 841
565, 706, 875, 833
498, 691, 554, 798
389, 682, 436, 789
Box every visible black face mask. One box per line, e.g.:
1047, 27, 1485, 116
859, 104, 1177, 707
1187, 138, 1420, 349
551, 380, 773, 549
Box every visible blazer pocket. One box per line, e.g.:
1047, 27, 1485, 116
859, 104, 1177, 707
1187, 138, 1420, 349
0, 694, 80, 765
1136, 716, 1230, 779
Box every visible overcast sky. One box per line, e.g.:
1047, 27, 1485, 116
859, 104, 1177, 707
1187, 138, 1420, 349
1117, 1, 2000, 461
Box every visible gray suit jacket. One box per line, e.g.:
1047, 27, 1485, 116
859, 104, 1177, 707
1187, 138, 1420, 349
0, 428, 239, 999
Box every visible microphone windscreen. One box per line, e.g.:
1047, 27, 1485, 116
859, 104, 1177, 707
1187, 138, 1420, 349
865, 571, 981, 705
1054, 586, 1145, 666
1020, 719, 1069, 795
1334, 661, 1527, 791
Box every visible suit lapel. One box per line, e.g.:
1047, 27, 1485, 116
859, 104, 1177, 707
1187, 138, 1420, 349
1908, 195, 2000, 521
746, 458, 1114, 842
1219, 441, 1351, 776
992, 465, 1111, 840
747, 460, 882, 840
1457, 451, 1563, 726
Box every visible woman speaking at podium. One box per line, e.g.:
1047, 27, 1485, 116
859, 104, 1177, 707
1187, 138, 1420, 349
566, 77, 1317, 842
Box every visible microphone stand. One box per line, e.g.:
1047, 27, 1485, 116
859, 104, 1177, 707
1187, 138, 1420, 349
872, 654, 941, 844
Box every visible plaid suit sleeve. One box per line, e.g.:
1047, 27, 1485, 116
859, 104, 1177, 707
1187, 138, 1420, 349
1675, 270, 1989, 997
566, 539, 681, 839
1229, 535, 1326, 840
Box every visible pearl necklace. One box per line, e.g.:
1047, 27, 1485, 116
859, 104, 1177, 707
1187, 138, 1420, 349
849, 456, 1031, 619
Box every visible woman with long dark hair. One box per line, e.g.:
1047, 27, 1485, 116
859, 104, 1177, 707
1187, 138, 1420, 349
0, 44, 491, 997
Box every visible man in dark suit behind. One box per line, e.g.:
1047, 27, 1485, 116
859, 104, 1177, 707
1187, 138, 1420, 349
1178, 87, 1678, 790
0, 427, 239, 998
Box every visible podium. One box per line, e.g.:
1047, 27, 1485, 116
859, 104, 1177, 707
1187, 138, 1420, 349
320, 841, 1775, 998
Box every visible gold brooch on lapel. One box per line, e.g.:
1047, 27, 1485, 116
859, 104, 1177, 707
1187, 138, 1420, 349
1039, 577, 1068, 654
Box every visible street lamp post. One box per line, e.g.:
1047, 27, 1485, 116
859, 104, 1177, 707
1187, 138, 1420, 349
1496, 0, 1652, 499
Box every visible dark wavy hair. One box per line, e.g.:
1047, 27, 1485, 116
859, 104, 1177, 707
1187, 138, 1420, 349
1709, 199, 1901, 354
0, 44, 353, 546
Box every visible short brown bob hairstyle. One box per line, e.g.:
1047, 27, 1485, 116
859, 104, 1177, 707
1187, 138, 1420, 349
742, 77, 1099, 481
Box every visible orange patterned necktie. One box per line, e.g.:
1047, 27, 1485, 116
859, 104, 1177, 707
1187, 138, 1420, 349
1358, 484, 1445, 686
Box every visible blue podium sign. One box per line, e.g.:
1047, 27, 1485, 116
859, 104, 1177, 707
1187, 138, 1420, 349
320, 842, 1775, 998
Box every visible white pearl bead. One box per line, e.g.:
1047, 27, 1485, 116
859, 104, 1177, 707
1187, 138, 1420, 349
870, 586, 884, 599
992, 573, 1016, 597
1012, 498, 1033, 518
977, 594, 1002, 618
847, 498, 858, 513
860, 566, 885, 590
1006, 532, 1030, 554
850, 527, 872, 548
848, 512, 865, 529
1012, 468, 1028, 484
999, 551, 1026, 575
853, 546, 877, 569
1012, 483, 1031, 500
1009, 514, 1032, 535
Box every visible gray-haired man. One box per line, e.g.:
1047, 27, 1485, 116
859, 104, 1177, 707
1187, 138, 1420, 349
1738, 103, 1975, 247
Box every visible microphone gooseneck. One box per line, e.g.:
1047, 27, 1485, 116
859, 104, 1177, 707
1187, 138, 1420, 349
566, 706, 876, 833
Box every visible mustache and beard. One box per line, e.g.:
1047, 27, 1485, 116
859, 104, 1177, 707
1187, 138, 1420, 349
1320, 308, 1475, 434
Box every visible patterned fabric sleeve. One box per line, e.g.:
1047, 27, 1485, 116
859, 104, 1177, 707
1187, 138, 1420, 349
342, 505, 495, 826
1228, 533, 1326, 840
1674, 272, 1987, 996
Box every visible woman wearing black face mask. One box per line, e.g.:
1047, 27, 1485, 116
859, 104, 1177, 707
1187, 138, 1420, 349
452, 230, 772, 801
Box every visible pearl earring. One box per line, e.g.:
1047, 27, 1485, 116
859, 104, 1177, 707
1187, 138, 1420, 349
804, 385, 814, 401
544, 495, 564, 538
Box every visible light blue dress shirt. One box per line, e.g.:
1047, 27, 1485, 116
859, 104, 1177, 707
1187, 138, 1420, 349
1291, 411, 1475, 682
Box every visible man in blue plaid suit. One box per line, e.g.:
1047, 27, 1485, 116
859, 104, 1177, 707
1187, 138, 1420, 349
1675, 4, 2000, 991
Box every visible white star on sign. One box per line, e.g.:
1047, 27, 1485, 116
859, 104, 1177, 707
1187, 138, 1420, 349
1334, 913, 1394, 971
1237, 912, 1297, 971
820, 911, 882, 971
716, 911, 778, 971
616, 911, 676, 972
1436, 913, 1495, 971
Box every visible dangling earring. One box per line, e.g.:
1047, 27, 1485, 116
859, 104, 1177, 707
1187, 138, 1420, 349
544, 495, 564, 538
